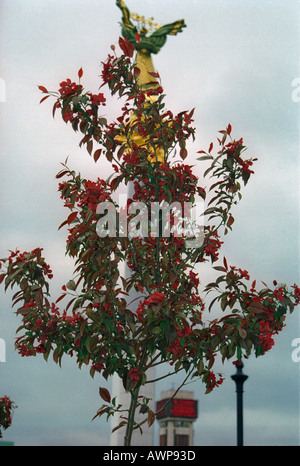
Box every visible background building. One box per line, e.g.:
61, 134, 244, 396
156, 390, 198, 446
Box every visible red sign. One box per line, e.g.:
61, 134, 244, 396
156, 398, 198, 419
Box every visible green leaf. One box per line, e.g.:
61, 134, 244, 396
66, 279, 76, 290
151, 326, 162, 335
165, 325, 177, 343
197, 155, 213, 161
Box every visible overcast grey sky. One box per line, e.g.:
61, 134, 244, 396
0, 0, 299, 446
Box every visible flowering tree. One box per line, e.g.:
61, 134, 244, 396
0, 396, 16, 438
0, 3, 299, 446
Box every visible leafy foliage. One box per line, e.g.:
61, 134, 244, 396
0, 396, 17, 438
1, 37, 299, 445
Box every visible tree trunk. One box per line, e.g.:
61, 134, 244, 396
124, 385, 140, 446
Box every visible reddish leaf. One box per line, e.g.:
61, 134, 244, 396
148, 71, 160, 78
93, 149, 102, 163
87, 139, 93, 155
223, 256, 228, 271
188, 107, 195, 119
78, 67, 83, 79
58, 219, 68, 230
227, 123, 232, 135
92, 406, 108, 421
209, 142, 213, 153
16, 306, 32, 315
99, 387, 111, 403
106, 151, 113, 163
56, 293, 66, 303
180, 147, 187, 160
40, 95, 50, 104
133, 67, 141, 78
213, 266, 227, 272
147, 409, 155, 427
52, 101, 60, 119
112, 420, 127, 433
118, 36, 135, 58
56, 169, 69, 179
67, 212, 78, 224
227, 215, 235, 227
247, 301, 265, 314
38, 85, 48, 93
207, 354, 215, 370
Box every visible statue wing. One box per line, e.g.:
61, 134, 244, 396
116, 0, 137, 40
150, 19, 186, 38
146, 19, 186, 51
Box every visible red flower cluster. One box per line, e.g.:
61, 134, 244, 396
59, 79, 83, 97
147, 291, 166, 305
257, 320, 276, 353
224, 138, 244, 157
165, 326, 192, 360
273, 287, 285, 302
15, 341, 35, 357
89, 92, 106, 106
245, 293, 286, 355
137, 291, 166, 321
91, 360, 105, 373
0, 396, 16, 438
78, 179, 112, 213
165, 339, 183, 357
123, 149, 142, 167
127, 236, 185, 273
132, 162, 198, 204
61, 310, 83, 327
205, 371, 224, 392
1, 248, 53, 281
224, 138, 255, 177
198, 228, 223, 263
292, 284, 300, 304
230, 266, 250, 281
129, 368, 142, 383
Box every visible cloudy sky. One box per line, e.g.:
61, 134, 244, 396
0, 0, 299, 446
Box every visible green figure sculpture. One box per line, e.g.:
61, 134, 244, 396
116, 0, 186, 88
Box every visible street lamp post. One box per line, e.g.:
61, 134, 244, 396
231, 361, 248, 446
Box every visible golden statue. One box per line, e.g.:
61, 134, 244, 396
115, 1, 186, 163
116, 0, 186, 88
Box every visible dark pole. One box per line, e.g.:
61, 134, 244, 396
231, 361, 248, 446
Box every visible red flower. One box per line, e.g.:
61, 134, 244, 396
147, 291, 165, 305
129, 368, 142, 383
205, 371, 224, 391
101, 54, 118, 84
273, 287, 285, 302
89, 92, 106, 106
78, 178, 112, 213
91, 360, 105, 373
59, 79, 82, 97
257, 321, 275, 353
292, 284, 300, 304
